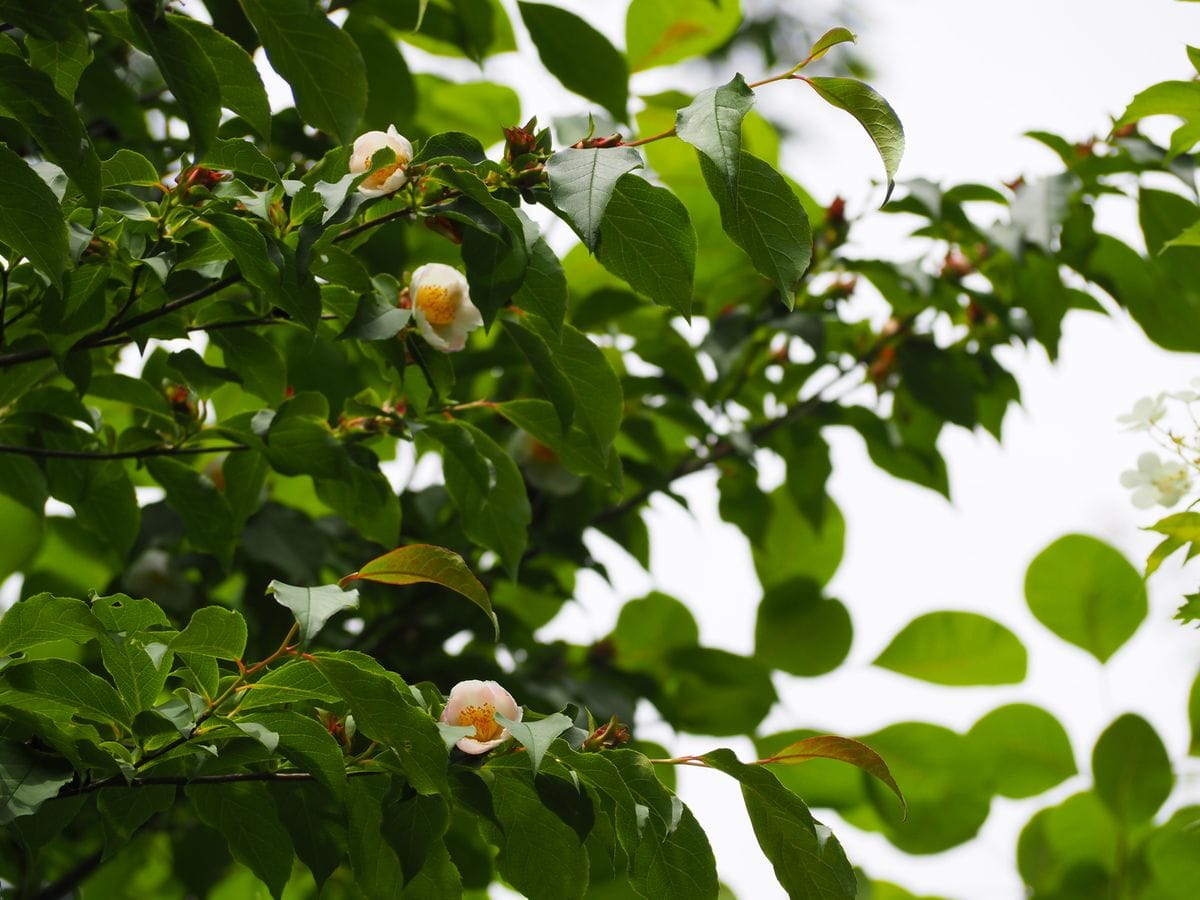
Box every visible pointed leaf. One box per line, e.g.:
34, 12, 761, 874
0, 742, 73, 826
805, 27, 857, 64
188, 781, 294, 899
806, 76, 904, 202
1092, 713, 1172, 824
545, 147, 643, 251
267, 581, 360, 645
518, 2, 628, 122
873, 611, 1027, 686
0, 594, 102, 655
0, 144, 69, 289
675, 74, 754, 193
341, 544, 495, 638
169, 606, 247, 660
764, 734, 906, 815
495, 712, 572, 775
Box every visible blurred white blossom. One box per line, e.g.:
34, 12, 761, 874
1120, 452, 1192, 509
1117, 394, 1166, 431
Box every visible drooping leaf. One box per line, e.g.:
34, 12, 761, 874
1024, 534, 1146, 662
173, 13, 273, 139
518, 2, 628, 122
341, 544, 496, 638
188, 781, 294, 899
267, 581, 360, 645
238, 0, 367, 143
240, 710, 348, 798
805, 76, 905, 202
675, 74, 754, 193
545, 147, 644, 251
763, 734, 906, 815
0, 741, 74, 826
0, 133, 70, 289
873, 611, 1027, 686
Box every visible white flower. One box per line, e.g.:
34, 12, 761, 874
349, 125, 414, 198
410, 263, 482, 352
1116, 394, 1166, 431
1170, 377, 1200, 402
439, 679, 521, 755
1120, 451, 1192, 509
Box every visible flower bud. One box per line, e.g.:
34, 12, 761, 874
349, 125, 414, 198
409, 263, 483, 353
439, 679, 521, 754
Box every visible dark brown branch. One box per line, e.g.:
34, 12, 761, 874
59, 768, 383, 797
104, 263, 144, 333
32, 849, 104, 900
0, 442, 248, 461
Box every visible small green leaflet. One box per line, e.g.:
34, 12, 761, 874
803, 27, 857, 65
341, 544, 496, 638
267, 581, 360, 645
805, 76, 905, 203
495, 712, 573, 775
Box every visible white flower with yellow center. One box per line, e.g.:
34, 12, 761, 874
1116, 394, 1167, 431
410, 263, 482, 352
1120, 451, 1192, 508
439, 679, 521, 754
349, 125, 414, 198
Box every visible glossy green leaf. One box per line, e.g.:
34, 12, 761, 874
512, 213, 568, 332
0, 593, 101, 655
1, 658, 130, 726
805, 27, 857, 64
703, 749, 857, 899
873, 611, 1027, 686
197, 138, 281, 184
342, 544, 496, 638
676, 74, 754, 194
545, 147, 644, 251
206, 213, 282, 302
1024, 534, 1147, 662
240, 710, 348, 798
495, 712, 571, 775
210, 329, 287, 404
762, 734, 905, 815
169, 606, 247, 660
173, 14, 272, 139
805, 76, 905, 202
267, 581, 360, 645
967, 704, 1076, 799
1092, 713, 1173, 824
345, 774, 407, 898
239, 0, 367, 143
0, 741, 73, 826
0, 140, 69, 291
596, 173, 697, 318
188, 781, 294, 899
625, 0, 742, 72
97, 631, 171, 715
0, 0, 85, 40
518, 2, 628, 122
504, 316, 577, 431
755, 578, 852, 677
497, 398, 618, 484
699, 151, 812, 306
26, 26, 91, 98
100, 150, 160, 189
237, 659, 342, 711
91, 594, 171, 634
129, 8, 222, 154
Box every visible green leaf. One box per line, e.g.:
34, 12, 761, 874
1144, 806, 1200, 900
1024, 534, 1147, 662
197, 138, 281, 184
524, 318, 624, 450
345, 774, 407, 898
545, 147, 644, 251
610, 591, 698, 672
145, 457, 236, 566
339, 291, 413, 341
313, 654, 449, 796
755, 578, 852, 677
92, 594, 171, 633
873, 611, 1027, 686
0, 0, 86, 40
1, 658, 130, 726
805, 76, 904, 202
752, 491, 844, 590
210, 328, 287, 404
267, 781, 345, 890
239, 0, 367, 143
596, 173, 697, 318
497, 399, 618, 484
805, 27, 857, 64
129, 8, 222, 154
675, 74, 755, 194
518, 2, 628, 122
1115, 80, 1200, 133
703, 749, 857, 899
241, 710, 348, 798
173, 14, 272, 139
967, 703, 1076, 799
188, 781, 294, 899
343, 544, 496, 639
625, 0, 742, 72
429, 420, 532, 575
26, 25, 91, 98
100, 150, 160, 189
0, 593, 102, 655
0, 139, 69, 290
512, 212, 568, 332
267, 581, 360, 645
1144, 512, 1200, 576
495, 712, 572, 775
98, 631, 172, 715
237, 659, 342, 711
97, 784, 175, 848
482, 766, 589, 900
504, 316, 577, 431
0, 494, 41, 582
0, 741, 73, 826
1190, 669, 1200, 755
764, 733, 905, 814
659, 646, 775, 736
699, 151, 811, 306
169, 606, 247, 660
206, 213, 282, 302
1092, 713, 1173, 824
1017, 791, 1118, 898
0, 55, 100, 206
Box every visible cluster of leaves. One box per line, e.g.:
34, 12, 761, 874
0, 0, 1196, 896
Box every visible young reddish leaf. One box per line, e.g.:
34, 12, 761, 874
341, 544, 497, 638
764, 734, 906, 815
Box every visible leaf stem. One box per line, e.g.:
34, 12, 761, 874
0, 263, 8, 349
57, 768, 385, 797
0, 442, 248, 461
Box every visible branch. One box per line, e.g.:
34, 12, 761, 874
0, 442, 249, 461
58, 768, 384, 797
32, 849, 104, 900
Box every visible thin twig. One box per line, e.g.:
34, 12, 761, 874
0, 264, 8, 348
58, 768, 384, 798
31, 849, 104, 900
0, 442, 248, 461
103, 264, 144, 333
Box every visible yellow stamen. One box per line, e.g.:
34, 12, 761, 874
456, 702, 503, 742
362, 162, 404, 191
416, 284, 458, 325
